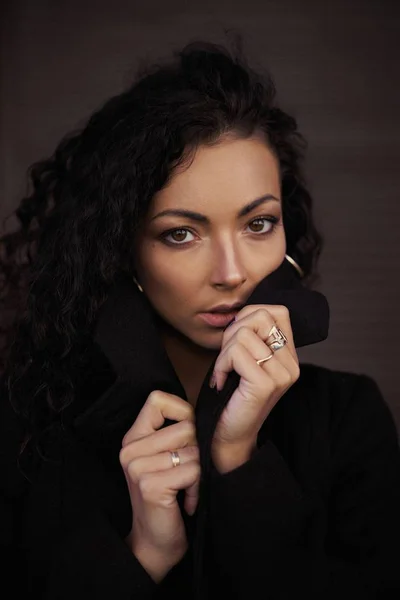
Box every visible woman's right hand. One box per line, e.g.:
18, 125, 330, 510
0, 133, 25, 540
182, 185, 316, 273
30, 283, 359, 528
119, 390, 200, 582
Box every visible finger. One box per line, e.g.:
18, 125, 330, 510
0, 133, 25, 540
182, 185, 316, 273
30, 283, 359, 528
253, 345, 300, 392
138, 461, 201, 509
222, 304, 297, 362
184, 474, 200, 516
123, 391, 194, 446
214, 339, 271, 393
224, 304, 295, 350
214, 333, 297, 393
120, 419, 197, 465
124, 445, 199, 481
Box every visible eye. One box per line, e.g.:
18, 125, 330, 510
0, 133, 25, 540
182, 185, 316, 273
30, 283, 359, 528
247, 216, 279, 235
162, 228, 196, 245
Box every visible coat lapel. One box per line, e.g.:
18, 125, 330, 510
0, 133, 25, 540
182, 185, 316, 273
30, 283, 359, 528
76, 260, 329, 452
87, 272, 234, 451
85, 260, 329, 448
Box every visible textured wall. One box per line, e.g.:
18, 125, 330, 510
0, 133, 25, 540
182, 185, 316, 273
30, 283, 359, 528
1, 0, 399, 431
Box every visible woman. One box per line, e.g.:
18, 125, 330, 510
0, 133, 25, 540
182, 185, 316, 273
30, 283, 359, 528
1, 40, 399, 600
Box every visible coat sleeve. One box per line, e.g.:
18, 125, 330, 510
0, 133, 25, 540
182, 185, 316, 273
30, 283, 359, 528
0, 382, 158, 600
205, 374, 400, 599
42, 507, 159, 600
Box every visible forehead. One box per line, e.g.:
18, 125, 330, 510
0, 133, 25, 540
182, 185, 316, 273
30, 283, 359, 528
149, 137, 280, 215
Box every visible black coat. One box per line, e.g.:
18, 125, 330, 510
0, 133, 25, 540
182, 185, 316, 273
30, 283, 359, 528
1, 274, 400, 599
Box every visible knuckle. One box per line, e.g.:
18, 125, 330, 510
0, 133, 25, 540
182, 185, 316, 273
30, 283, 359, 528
276, 304, 290, 318
181, 419, 196, 440
192, 462, 201, 481
281, 370, 293, 387
292, 362, 301, 381
194, 461, 201, 476
183, 402, 195, 421
147, 389, 162, 406
121, 424, 138, 447
121, 431, 137, 448
259, 307, 275, 325
119, 444, 132, 467
127, 459, 141, 483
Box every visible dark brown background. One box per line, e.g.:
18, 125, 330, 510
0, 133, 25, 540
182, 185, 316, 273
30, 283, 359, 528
1, 0, 399, 433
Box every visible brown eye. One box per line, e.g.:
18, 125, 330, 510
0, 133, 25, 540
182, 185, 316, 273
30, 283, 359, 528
161, 228, 196, 245
170, 229, 187, 242
247, 217, 277, 235
249, 219, 266, 232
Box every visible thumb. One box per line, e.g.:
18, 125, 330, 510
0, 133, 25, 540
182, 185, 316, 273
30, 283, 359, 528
184, 479, 200, 516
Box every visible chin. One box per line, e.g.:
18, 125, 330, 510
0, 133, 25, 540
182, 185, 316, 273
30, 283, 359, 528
191, 329, 224, 351
159, 313, 223, 351
171, 324, 221, 351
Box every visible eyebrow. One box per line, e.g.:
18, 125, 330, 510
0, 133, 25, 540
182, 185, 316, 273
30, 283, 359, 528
150, 194, 280, 224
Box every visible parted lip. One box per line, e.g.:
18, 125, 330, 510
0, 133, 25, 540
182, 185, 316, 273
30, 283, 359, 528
203, 302, 245, 313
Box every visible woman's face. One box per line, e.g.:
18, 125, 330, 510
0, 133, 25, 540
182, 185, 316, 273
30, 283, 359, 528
134, 135, 286, 350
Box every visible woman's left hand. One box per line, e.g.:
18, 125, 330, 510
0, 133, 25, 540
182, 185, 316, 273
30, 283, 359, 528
210, 304, 300, 472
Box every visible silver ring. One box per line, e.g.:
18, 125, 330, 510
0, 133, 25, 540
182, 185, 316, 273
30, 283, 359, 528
170, 451, 180, 467
256, 353, 274, 366
266, 325, 288, 352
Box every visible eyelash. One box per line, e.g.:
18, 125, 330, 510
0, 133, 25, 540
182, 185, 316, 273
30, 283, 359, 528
160, 216, 281, 247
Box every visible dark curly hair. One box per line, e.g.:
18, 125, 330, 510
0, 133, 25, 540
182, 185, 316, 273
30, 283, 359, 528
0, 38, 323, 470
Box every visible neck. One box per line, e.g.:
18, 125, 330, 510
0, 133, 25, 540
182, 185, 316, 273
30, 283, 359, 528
158, 319, 218, 408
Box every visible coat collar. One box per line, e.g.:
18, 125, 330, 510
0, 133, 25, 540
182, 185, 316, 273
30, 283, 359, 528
73, 260, 329, 448
86, 271, 225, 451
93, 272, 187, 401
93, 259, 329, 385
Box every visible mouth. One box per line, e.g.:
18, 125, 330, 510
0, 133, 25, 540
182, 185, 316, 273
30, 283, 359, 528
207, 302, 244, 313
198, 309, 241, 329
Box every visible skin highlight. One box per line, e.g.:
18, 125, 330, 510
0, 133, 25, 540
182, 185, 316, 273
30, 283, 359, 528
134, 135, 286, 406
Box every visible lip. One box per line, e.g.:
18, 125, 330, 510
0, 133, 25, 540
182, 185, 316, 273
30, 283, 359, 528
198, 311, 239, 328
206, 302, 244, 313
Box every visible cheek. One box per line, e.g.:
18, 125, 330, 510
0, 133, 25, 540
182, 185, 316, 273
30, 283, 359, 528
139, 245, 194, 299
137, 242, 166, 282
274, 228, 286, 255
255, 233, 286, 274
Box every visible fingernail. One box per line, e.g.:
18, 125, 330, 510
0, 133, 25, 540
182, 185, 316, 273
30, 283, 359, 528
209, 372, 216, 389
186, 504, 196, 516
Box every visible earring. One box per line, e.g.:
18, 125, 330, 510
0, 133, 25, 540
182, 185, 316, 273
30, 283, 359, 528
285, 254, 304, 278
133, 276, 144, 293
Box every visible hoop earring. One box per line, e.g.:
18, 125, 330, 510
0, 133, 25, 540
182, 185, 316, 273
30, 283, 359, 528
285, 254, 304, 278
133, 276, 144, 293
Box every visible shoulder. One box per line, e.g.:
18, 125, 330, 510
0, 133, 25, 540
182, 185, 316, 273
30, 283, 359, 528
297, 362, 393, 417
298, 362, 362, 394
297, 362, 378, 412
295, 362, 399, 451
298, 362, 390, 411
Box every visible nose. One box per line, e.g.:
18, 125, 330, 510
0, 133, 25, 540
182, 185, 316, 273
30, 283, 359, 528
209, 238, 247, 289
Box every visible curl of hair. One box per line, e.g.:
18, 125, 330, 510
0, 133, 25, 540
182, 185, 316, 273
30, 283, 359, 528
0, 38, 323, 474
